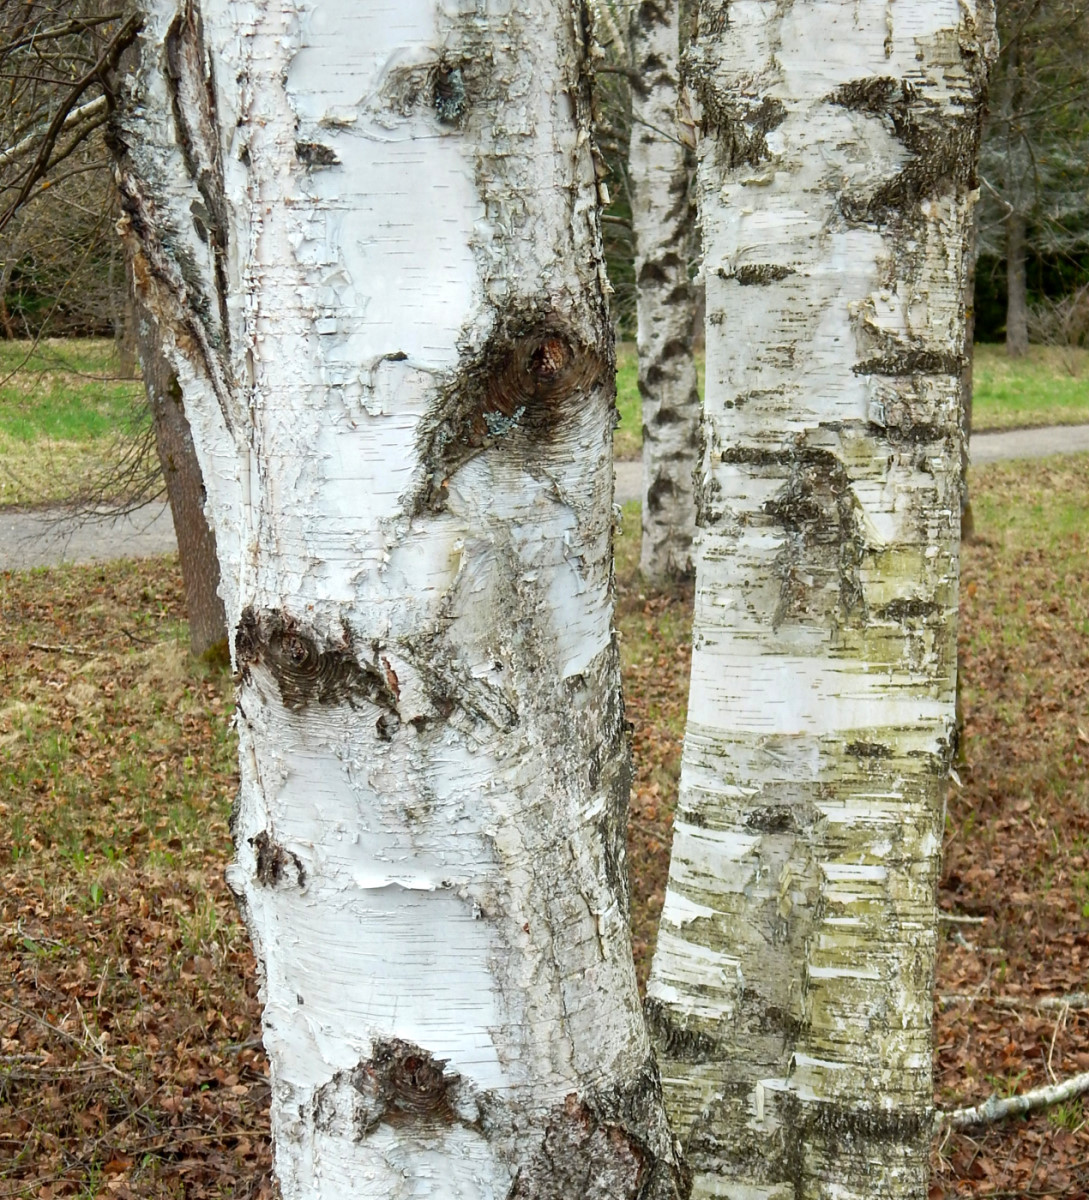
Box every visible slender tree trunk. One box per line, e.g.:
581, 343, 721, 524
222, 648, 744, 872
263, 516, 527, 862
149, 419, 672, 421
646, 3, 996, 1197
1005, 208, 1030, 357
133, 281, 227, 659
960, 215, 978, 544
630, 0, 700, 583
111, 2, 681, 1195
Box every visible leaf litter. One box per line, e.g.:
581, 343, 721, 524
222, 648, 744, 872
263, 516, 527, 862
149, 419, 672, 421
1, 457, 1087, 1196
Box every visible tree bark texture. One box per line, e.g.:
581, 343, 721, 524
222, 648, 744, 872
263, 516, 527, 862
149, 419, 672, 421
629, 0, 700, 583
646, 3, 996, 1197
111, 2, 681, 1196
133, 278, 227, 658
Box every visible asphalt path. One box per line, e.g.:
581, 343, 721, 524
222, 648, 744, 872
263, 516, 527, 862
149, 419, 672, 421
3, 423, 1087, 570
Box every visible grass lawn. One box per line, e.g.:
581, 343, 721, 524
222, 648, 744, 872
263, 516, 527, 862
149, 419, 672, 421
613, 341, 1089, 458
0, 339, 148, 508
973, 344, 1089, 432
3, 454, 1088, 1195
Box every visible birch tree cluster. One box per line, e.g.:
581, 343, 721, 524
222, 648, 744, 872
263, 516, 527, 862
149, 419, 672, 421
4, 0, 1047, 1195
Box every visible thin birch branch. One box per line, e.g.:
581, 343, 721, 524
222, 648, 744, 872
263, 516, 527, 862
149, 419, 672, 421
937, 992, 1089, 1011
0, 94, 106, 170
943, 1070, 1089, 1129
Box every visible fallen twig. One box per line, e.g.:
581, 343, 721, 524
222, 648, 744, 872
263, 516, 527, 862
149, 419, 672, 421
938, 912, 986, 924
943, 1069, 1089, 1129
937, 991, 1089, 1011
27, 641, 96, 658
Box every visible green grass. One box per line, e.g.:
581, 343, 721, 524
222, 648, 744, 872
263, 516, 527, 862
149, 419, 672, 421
0, 338, 149, 506
0, 338, 144, 441
971, 456, 1089, 554
972, 344, 1089, 432
614, 341, 1089, 457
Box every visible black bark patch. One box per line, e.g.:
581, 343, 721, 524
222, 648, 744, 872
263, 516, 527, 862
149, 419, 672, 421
745, 806, 796, 834
351, 1039, 462, 1131
295, 141, 339, 167
878, 597, 939, 621
829, 76, 986, 225
417, 314, 608, 509
853, 350, 962, 376
249, 829, 305, 887
724, 264, 795, 285
235, 607, 400, 716
845, 741, 893, 759
644, 996, 718, 1062
868, 420, 947, 445
646, 474, 676, 514
694, 80, 786, 169
508, 1061, 684, 1199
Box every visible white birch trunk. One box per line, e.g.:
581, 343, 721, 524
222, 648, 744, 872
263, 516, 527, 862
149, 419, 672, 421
646, 2, 996, 1196
111, 2, 682, 1195
629, 0, 701, 583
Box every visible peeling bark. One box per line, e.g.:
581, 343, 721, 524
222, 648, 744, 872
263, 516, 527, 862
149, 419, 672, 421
647, 2, 996, 1196
629, 0, 700, 583
111, 1, 683, 1196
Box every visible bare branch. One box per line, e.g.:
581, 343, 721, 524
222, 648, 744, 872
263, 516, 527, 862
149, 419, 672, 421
942, 1070, 1089, 1129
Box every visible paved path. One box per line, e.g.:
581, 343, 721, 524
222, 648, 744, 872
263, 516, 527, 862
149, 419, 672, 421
3, 424, 1087, 570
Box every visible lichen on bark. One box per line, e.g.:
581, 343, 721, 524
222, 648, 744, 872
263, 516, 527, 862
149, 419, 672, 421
647, 1, 997, 1196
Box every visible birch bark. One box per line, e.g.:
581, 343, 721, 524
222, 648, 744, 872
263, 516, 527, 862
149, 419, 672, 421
629, 0, 700, 583
646, 3, 996, 1196
110, 2, 681, 1195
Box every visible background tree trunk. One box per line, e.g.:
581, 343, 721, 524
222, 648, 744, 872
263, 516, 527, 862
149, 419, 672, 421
630, 0, 700, 583
646, 3, 996, 1196
1005, 208, 1030, 356
133, 281, 227, 659
112, 2, 681, 1195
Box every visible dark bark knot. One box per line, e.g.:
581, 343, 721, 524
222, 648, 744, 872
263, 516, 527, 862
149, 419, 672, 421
433, 65, 467, 124
249, 829, 304, 888
418, 316, 607, 509
235, 607, 400, 731
350, 1039, 465, 1133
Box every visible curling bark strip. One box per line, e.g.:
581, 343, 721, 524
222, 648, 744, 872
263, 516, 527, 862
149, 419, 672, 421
111, 1, 682, 1195
646, 2, 996, 1197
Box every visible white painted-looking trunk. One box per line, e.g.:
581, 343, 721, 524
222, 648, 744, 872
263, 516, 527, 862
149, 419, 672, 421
646, 2, 995, 1197
112, 2, 681, 1195
629, 0, 700, 582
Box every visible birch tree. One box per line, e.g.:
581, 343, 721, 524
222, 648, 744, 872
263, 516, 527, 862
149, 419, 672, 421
628, 0, 701, 582
110, 1, 683, 1195
646, 2, 996, 1197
